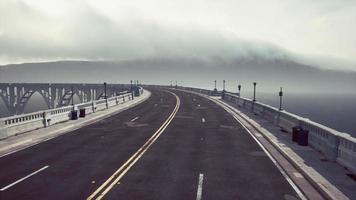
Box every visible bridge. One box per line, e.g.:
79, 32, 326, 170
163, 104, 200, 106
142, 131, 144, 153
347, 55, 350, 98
0, 84, 355, 200
0, 83, 133, 115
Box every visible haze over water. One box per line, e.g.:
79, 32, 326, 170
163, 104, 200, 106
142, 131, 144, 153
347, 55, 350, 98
1, 91, 355, 137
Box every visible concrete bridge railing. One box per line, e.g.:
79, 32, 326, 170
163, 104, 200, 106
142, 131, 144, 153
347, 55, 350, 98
177, 86, 356, 174
0, 90, 138, 140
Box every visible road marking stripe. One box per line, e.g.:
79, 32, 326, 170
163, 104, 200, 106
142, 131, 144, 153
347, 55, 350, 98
0, 165, 49, 191
212, 99, 307, 200
130, 116, 139, 122
87, 91, 180, 200
294, 172, 303, 178
196, 173, 204, 200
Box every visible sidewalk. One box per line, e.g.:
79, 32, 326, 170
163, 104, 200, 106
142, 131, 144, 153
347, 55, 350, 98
218, 97, 355, 200
0, 90, 151, 158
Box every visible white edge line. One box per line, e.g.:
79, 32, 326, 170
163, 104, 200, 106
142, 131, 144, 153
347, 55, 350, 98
0, 165, 49, 191
196, 173, 204, 200
214, 99, 307, 200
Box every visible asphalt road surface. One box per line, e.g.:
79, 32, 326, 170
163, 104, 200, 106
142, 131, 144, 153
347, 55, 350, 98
0, 88, 301, 200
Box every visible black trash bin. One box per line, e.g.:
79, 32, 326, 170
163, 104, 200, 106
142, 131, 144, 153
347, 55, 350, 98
298, 129, 309, 146
71, 110, 78, 120
292, 126, 302, 142
79, 108, 86, 118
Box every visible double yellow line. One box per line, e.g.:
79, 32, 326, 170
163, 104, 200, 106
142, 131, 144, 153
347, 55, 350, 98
87, 91, 180, 200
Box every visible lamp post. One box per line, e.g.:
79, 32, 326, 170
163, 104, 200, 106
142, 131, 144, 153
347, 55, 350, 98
214, 80, 217, 91
223, 80, 226, 92
253, 82, 257, 102
238, 84, 241, 97
104, 82, 107, 99
279, 87, 283, 111
130, 80, 133, 99
71, 85, 74, 106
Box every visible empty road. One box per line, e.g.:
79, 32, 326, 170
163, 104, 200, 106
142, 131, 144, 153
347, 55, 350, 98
0, 88, 303, 200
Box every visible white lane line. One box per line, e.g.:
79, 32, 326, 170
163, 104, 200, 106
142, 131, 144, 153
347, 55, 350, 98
130, 116, 139, 122
196, 173, 204, 200
201, 118, 206, 123
0, 165, 49, 191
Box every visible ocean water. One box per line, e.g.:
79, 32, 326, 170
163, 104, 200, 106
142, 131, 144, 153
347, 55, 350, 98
253, 92, 356, 137
1, 92, 355, 137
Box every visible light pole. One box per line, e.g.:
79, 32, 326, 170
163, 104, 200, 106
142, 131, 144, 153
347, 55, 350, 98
223, 80, 226, 92
104, 82, 107, 99
238, 84, 241, 97
130, 80, 133, 99
253, 82, 257, 102
214, 80, 217, 91
71, 85, 74, 106
279, 87, 283, 111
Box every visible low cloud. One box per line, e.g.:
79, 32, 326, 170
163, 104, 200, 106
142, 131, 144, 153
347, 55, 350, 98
0, 0, 355, 71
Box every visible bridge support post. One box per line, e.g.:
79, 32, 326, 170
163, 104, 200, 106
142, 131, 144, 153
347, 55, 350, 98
0, 119, 8, 139
92, 101, 96, 113
43, 111, 52, 127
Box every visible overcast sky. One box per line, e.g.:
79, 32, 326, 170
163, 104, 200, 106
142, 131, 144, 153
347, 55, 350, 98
0, 0, 355, 70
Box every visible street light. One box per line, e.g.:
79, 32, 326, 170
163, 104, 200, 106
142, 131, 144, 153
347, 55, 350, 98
71, 85, 74, 106
223, 80, 226, 92
130, 80, 133, 99
104, 82, 107, 99
214, 80, 217, 91
253, 82, 257, 102
279, 87, 283, 111
238, 84, 241, 97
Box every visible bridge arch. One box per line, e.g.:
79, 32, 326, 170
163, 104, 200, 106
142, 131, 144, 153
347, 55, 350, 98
0, 95, 10, 117
18, 90, 51, 114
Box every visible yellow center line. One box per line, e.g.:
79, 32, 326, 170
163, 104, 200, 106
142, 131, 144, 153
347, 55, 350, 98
87, 90, 180, 200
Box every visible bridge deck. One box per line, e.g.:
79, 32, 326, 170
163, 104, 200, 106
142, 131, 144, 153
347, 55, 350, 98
0, 89, 322, 199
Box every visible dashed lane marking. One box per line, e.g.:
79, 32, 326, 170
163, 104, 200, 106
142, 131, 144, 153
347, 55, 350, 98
130, 116, 139, 122
201, 118, 206, 123
0, 165, 49, 191
196, 173, 204, 200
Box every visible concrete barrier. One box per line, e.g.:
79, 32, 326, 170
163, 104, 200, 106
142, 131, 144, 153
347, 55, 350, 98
177, 86, 356, 174
337, 134, 356, 173
0, 92, 134, 140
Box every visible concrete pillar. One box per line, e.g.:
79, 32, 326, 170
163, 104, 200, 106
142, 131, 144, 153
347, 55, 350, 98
0, 119, 8, 139
92, 101, 96, 113
43, 111, 52, 127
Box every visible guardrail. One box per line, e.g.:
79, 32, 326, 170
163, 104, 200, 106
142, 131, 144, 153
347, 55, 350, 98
0, 90, 140, 140
177, 86, 356, 174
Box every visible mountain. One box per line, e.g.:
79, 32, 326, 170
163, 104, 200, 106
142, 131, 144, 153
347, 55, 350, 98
0, 58, 355, 94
